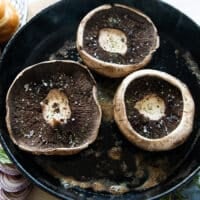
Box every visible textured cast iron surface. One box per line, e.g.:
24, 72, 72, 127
0, 0, 200, 200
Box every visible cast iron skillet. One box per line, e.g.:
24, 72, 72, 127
0, 0, 200, 199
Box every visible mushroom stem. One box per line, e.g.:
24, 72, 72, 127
98, 28, 127, 55
40, 89, 71, 127
134, 94, 166, 121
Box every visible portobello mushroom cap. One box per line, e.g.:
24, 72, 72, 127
114, 69, 195, 151
77, 4, 159, 78
6, 60, 102, 155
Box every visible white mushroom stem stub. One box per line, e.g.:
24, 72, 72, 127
40, 89, 71, 127
98, 28, 127, 55
134, 94, 166, 121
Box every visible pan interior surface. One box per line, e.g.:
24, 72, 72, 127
0, 0, 199, 199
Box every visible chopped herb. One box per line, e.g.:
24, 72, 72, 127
0, 148, 12, 164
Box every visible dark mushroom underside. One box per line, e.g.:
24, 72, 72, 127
7, 63, 99, 149
83, 6, 157, 64
125, 76, 183, 139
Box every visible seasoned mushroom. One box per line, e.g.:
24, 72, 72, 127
114, 69, 195, 151
77, 4, 159, 78
6, 60, 102, 155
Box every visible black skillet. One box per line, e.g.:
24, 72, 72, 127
0, 0, 200, 199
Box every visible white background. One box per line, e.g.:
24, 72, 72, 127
166, 0, 199, 24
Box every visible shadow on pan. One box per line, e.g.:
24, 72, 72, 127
0, 0, 200, 199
